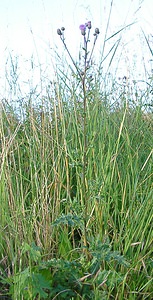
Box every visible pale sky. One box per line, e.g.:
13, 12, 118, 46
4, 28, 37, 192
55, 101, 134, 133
0, 0, 152, 103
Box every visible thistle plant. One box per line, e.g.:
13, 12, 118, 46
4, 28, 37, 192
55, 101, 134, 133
57, 22, 100, 256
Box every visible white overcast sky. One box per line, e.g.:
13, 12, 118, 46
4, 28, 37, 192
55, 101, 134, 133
0, 0, 152, 102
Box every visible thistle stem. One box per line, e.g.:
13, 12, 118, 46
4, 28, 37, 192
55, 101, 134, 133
57, 23, 100, 260
60, 36, 82, 79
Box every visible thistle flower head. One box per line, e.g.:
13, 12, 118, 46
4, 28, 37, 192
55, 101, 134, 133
95, 28, 100, 35
87, 21, 92, 29
57, 28, 62, 36
79, 24, 86, 36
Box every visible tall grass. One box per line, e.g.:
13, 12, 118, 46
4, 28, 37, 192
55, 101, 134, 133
0, 24, 153, 300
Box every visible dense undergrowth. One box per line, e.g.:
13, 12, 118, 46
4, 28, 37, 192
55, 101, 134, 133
0, 20, 153, 300
0, 82, 153, 299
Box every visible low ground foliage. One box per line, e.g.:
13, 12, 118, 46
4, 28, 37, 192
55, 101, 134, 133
0, 89, 153, 299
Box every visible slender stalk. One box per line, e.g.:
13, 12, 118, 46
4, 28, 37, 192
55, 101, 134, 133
60, 35, 82, 79
57, 23, 100, 258
82, 71, 88, 252
87, 35, 98, 68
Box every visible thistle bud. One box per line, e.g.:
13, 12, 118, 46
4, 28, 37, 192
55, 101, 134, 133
57, 28, 62, 35
87, 21, 92, 29
95, 28, 100, 34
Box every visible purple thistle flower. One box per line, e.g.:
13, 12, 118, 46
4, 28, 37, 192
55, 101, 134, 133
79, 24, 86, 31
79, 24, 86, 36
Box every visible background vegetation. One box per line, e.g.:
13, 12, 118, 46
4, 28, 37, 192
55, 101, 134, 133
0, 21, 153, 300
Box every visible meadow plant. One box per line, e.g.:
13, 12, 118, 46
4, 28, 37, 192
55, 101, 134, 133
57, 22, 100, 255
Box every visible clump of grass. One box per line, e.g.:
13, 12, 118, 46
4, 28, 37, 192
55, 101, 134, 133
0, 20, 153, 300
